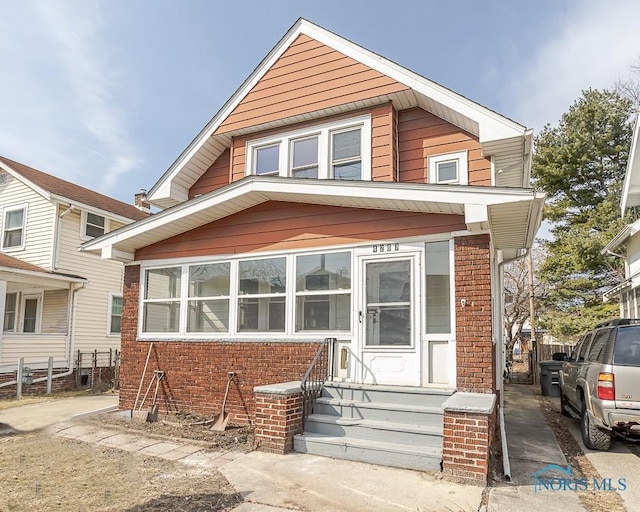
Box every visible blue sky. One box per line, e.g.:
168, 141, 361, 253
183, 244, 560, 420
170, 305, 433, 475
1, 0, 639, 205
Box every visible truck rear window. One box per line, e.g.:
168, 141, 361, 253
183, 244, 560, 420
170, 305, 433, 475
614, 326, 640, 366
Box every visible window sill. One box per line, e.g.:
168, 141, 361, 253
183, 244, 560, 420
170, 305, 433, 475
135, 336, 328, 344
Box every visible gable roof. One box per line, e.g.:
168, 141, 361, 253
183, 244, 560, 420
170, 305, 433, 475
0, 156, 148, 222
82, 176, 544, 263
147, 18, 532, 209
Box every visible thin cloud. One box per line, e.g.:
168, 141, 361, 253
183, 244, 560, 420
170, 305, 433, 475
504, 0, 640, 132
0, 1, 141, 197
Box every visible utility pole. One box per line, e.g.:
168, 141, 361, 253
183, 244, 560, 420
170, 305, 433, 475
527, 250, 537, 383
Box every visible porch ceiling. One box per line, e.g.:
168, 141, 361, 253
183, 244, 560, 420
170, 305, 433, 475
81, 177, 545, 263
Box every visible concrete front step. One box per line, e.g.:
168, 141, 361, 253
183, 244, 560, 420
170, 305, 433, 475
322, 382, 454, 407
293, 432, 443, 472
313, 397, 444, 427
303, 413, 443, 446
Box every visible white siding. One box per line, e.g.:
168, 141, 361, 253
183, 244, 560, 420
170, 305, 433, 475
56, 206, 126, 358
628, 232, 640, 284
0, 334, 69, 370
0, 172, 56, 268
42, 289, 69, 333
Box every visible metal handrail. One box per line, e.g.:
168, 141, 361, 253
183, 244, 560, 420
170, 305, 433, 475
301, 337, 336, 423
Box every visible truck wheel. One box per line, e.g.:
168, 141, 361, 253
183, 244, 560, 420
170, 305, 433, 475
580, 402, 611, 450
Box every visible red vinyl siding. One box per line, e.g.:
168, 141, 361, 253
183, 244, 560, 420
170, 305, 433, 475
216, 34, 408, 134
398, 108, 492, 185
189, 148, 231, 198
135, 201, 466, 260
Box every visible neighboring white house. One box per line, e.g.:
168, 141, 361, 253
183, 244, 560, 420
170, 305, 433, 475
0, 156, 148, 382
603, 117, 640, 316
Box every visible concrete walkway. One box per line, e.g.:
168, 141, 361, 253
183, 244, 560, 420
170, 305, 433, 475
487, 384, 586, 511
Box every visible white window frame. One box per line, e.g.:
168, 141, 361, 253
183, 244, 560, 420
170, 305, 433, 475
81, 210, 110, 240
1, 204, 27, 251
427, 151, 468, 185
245, 115, 372, 181
107, 293, 123, 336
20, 291, 42, 334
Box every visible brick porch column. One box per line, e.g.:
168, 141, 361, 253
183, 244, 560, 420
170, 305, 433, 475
442, 392, 496, 486
254, 381, 304, 454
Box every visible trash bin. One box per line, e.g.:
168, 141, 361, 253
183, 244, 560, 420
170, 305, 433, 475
539, 360, 563, 397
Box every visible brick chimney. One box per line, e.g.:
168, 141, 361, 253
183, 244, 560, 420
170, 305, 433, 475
134, 189, 151, 213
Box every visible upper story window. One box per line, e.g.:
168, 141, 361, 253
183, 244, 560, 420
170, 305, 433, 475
246, 115, 371, 181
428, 151, 468, 185
2, 205, 26, 250
82, 211, 109, 239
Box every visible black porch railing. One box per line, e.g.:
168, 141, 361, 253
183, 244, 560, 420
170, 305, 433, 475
301, 337, 336, 423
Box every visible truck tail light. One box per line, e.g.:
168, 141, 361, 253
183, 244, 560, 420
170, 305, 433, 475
597, 372, 615, 401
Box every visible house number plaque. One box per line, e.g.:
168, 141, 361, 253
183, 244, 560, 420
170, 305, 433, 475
372, 243, 400, 253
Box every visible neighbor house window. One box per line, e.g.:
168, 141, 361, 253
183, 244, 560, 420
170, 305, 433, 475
4, 292, 17, 331
428, 151, 468, 185
246, 115, 371, 181
84, 212, 107, 238
109, 294, 123, 335
425, 240, 452, 334
237, 258, 286, 332
188, 263, 230, 333
2, 206, 26, 250
142, 267, 181, 333
295, 252, 351, 331
21, 294, 41, 333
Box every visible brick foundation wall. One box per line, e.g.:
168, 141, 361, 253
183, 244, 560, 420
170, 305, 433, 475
0, 371, 77, 398
121, 265, 319, 423
454, 234, 495, 393
442, 409, 496, 485
254, 383, 303, 453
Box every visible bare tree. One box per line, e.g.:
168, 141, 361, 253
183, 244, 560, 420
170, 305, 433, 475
503, 246, 548, 361
615, 56, 640, 113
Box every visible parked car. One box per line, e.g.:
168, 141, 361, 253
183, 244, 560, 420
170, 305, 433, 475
559, 318, 640, 450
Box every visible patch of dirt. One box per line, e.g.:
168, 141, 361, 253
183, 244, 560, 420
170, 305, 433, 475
81, 411, 255, 452
0, 431, 242, 511
537, 392, 626, 512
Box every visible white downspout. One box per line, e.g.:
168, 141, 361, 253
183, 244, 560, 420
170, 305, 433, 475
53, 204, 75, 270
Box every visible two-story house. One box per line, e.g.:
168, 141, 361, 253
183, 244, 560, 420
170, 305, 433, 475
82, 19, 544, 483
0, 156, 148, 393
603, 116, 640, 314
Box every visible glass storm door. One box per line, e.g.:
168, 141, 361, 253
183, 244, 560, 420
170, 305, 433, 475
359, 255, 420, 386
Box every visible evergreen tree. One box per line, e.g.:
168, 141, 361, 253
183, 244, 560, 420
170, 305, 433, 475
533, 89, 634, 338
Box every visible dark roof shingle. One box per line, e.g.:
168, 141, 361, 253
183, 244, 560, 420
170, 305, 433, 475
0, 156, 149, 221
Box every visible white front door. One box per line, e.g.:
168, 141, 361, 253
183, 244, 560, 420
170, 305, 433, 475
358, 254, 421, 386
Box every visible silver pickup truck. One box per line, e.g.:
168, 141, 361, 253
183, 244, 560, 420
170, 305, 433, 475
559, 319, 640, 450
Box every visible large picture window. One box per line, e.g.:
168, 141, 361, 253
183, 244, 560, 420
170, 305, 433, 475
246, 115, 371, 181
142, 267, 181, 333
140, 251, 353, 337
238, 258, 286, 332
188, 263, 230, 333
295, 252, 351, 331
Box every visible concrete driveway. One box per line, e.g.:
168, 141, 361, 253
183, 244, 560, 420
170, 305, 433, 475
0, 394, 118, 431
